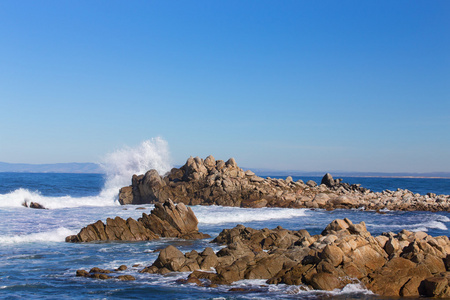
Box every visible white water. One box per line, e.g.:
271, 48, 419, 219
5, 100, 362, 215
367, 218, 449, 233
99, 137, 172, 202
0, 227, 76, 244
0, 138, 172, 209
193, 205, 309, 224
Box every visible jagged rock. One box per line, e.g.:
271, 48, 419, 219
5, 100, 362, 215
117, 156, 450, 212
139, 200, 207, 239
321, 173, 338, 187
65, 199, 209, 242
420, 274, 450, 298
138, 218, 450, 298
75, 267, 136, 281
22, 201, 46, 209
118, 186, 133, 205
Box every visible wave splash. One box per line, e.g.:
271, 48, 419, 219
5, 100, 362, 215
99, 137, 172, 203
0, 227, 76, 244
0, 138, 172, 209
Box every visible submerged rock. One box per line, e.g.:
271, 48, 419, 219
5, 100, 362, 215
65, 199, 210, 242
76, 266, 136, 281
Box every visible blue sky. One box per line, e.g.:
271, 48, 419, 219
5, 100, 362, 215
0, 1, 449, 172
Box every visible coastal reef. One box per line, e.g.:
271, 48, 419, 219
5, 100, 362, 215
78, 217, 450, 297
119, 155, 450, 212
65, 199, 209, 242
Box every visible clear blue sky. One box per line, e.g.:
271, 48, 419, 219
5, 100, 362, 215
0, 1, 449, 172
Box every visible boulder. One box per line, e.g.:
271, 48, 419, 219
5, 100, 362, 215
321, 173, 336, 187
420, 275, 450, 298
153, 245, 187, 272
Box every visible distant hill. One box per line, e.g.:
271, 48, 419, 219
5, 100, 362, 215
250, 169, 450, 179
0, 162, 104, 174
1, 162, 448, 178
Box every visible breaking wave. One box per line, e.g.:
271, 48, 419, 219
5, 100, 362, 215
367, 216, 449, 233
0, 227, 76, 244
0, 138, 172, 209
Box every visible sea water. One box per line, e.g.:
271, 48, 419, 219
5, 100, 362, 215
0, 141, 449, 299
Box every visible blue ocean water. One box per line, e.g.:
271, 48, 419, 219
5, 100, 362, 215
0, 172, 449, 299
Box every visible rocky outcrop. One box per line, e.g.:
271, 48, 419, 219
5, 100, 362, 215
140, 218, 450, 297
119, 156, 450, 212
65, 199, 210, 242
22, 201, 46, 209
76, 266, 136, 281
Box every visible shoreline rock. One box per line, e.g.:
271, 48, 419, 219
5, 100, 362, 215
139, 218, 450, 297
118, 156, 450, 212
65, 199, 210, 242
22, 201, 46, 209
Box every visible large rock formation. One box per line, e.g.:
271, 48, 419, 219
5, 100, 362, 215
118, 156, 450, 212
65, 199, 210, 242
139, 218, 450, 297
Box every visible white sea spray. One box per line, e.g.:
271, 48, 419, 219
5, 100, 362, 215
0, 138, 172, 209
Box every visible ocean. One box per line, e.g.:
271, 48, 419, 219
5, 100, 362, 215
0, 171, 449, 299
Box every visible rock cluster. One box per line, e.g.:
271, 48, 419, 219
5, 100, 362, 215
65, 199, 209, 242
142, 218, 450, 297
76, 265, 136, 281
119, 156, 450, 212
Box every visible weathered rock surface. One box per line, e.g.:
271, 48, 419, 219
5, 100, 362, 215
141, 218, 450, 297
65, 199, 210, 242
119, 156, 450, 212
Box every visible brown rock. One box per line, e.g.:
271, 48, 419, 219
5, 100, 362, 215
309, 272, 344, 290
66, 200, 207, 242
321, 218, 351, 235
420, 276, 450, 297
366, 257, 431, 297
117, 275, 136, 281
116, 265, 128, 271
321, 245, 344, 267
153, 245, 186, 272
29, 202, 46, 209
118, 186, 133, 205
76, 269, 89, 277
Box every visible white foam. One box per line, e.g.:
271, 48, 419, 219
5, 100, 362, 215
193, 206, 308, 224
0, 188, 117, 209
0, 227, 76, 244
0, 138, 172, 209
99, 137, 172, 201
336, 283, 374, 295
368, 219, 448, 232
437, 215, 450, 222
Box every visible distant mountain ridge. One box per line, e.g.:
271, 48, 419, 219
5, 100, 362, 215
1, 162, 448, 178
250, 169, 450, 179
0, 162, 103, 174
